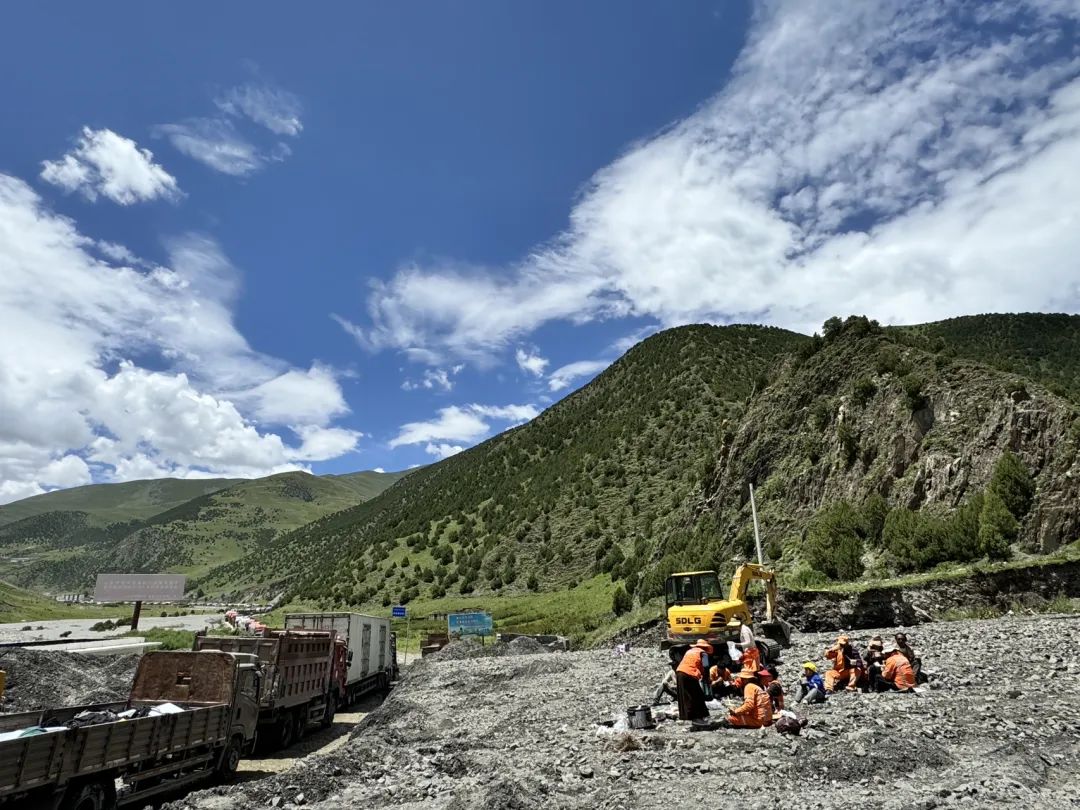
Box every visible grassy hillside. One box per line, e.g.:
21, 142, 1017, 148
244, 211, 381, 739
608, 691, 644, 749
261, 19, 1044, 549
893, 313, 1080, 402
0, 470, 409, 591
0, 580, 116, 623
0, 478, 238, 527
200, 324, 808, 604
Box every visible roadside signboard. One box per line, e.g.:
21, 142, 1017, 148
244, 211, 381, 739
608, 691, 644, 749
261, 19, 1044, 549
448, 611, 493, 637
94, 574, 186, 603
391, 605, 407, 619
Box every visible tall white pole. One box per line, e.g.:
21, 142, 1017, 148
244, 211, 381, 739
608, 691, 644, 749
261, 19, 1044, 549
749, 483, 764, 565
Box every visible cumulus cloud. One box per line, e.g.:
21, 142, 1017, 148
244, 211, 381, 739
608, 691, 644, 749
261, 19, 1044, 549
351, 0, 1080, 358
40, 127, 180, 204
425, 443, 464, 460
548, 360, 609, 392
389, 403, 539, 450
0, 175, 358, 503
216, 82, 303, 136
516, 348, 549, 376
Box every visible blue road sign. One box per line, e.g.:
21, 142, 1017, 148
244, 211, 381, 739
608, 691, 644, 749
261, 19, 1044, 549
448, 611, 493, 636
391, 605, 407, 619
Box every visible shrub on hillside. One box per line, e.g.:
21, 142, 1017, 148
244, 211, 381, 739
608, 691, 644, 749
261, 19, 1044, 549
612, 583, 632, 616
979, 491, 1017, 559
852, 376, 877, 407
861, 494, 888, 547
989, 451, 1035, 520
901, 373, 928, 411
803, 501, 865, 581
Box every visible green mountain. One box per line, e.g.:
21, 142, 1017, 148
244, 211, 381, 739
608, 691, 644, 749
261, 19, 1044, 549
200, 324, 809, 601
201, 317, 1080, 620
892, 313, 1080, 402
0, 478, 238, 528
0, 469, 409, 591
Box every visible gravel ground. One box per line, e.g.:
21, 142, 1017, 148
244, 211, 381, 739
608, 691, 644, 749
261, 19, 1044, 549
0, 613, 227, 644
163, 614, 1080, 810
0, 649, 139, 712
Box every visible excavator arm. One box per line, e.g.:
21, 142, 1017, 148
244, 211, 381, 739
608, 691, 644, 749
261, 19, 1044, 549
729, 563, 790, 646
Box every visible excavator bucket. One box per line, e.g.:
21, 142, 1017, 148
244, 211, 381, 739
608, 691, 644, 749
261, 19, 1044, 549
759, 616, 793, 648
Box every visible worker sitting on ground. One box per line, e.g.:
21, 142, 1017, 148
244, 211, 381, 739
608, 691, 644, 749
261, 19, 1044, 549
767, 681, 785, 713
709, 664, 739, 698
675, 640, 713, 722
726, 666, 774, 728
873, 644, 917, 693
796, 661, 826, 704
894, 633, 924, 681
862, 636, 885, 690
824, 634, 862, 692
651, 668, 678, 706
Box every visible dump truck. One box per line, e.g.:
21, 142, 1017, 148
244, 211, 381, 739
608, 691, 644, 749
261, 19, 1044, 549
0, 649, 260, 810
662, 563, 793, 669
193, 629, 339, 750
283, 612, 396, 706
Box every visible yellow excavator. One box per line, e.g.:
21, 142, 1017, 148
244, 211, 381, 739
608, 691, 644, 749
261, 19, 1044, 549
662, 564, 792, 668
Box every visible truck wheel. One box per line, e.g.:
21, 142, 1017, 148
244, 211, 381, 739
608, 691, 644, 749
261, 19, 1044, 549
293, 707, 307, 742
217, 735, 244, 780
321, 697, 336, 729
63, 778, 116, 810
277, 714, 294, 749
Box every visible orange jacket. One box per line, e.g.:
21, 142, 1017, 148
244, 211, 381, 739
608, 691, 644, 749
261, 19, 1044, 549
883, 655, 916, 691
729, 682, 773, 727
709, 665, 731, 686
826, 644, 854, 672
677, 647, 707, 680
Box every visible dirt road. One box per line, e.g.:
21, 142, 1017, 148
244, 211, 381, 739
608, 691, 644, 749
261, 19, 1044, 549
0, 612, 226, 643
235, 694, 385, 779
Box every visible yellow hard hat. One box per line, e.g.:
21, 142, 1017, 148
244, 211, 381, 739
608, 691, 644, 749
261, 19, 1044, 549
802, 661, 817, 672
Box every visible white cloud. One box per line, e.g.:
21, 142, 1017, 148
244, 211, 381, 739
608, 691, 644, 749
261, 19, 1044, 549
372, 467, 386, 473
515, 347, 549, 376
389, 403, 539, 450
216, 83, 303, 136
154, 118, 267, 177
0, 175, 359, 503
351, 0, 1080, 356
401, 365, 463, 392
548, 360, 609, 392
425, 443, 464, 460
40, 127, 180, 205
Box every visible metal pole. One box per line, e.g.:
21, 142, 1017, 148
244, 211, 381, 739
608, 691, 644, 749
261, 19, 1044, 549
403, 615, 410, 666
749, 484, 764, 565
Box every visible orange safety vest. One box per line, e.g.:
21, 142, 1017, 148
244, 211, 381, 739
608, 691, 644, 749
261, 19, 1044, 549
729, 682, 773, 728
883, 655, 916, 691
677, 647, 707, 680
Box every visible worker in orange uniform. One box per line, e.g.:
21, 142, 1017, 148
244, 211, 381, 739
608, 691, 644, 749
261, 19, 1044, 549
824, 634, 861, 692
874, 644, 917, 693
675, 640, 713, 722
726, 667, 774, 728
732, 617, 761, 672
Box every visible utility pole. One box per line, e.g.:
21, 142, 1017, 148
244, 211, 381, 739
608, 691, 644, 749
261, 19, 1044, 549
749, 483, 764, 566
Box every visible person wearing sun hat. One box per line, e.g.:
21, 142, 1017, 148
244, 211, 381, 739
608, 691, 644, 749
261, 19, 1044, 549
675, 639, 713, 721
824, 633, 861, 692
726, 666, 774, 728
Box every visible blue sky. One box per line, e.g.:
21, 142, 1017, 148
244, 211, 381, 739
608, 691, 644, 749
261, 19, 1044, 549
1, 1, 1079, 501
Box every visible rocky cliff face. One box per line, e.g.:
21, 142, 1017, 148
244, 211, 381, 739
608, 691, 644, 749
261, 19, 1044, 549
696, 324, 1080, 557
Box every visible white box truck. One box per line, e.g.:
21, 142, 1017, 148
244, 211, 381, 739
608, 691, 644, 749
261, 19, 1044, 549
283, 612, 396, 707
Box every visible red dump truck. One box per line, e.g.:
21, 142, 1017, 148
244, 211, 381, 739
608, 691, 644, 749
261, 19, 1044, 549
193, 629, 341, 749
284, 612, 396, 706
0, 650, 261, 810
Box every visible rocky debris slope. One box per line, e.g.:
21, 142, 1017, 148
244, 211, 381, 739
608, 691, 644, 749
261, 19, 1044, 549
0, 649, 138, 712
166, 614, 1080, 810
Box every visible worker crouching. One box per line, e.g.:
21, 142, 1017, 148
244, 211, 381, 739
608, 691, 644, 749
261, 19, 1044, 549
726, 666, 773, 728
872, 644, 917, 693
824, 634, 862, 692
675, 640, 713, 722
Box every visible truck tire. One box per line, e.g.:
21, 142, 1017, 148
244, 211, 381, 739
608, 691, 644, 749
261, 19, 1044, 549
321, 696, 336, 729
217, 734, 244, 780
276, 713, 294, 750
293, 707, 307, 742
63, 778, 116, 810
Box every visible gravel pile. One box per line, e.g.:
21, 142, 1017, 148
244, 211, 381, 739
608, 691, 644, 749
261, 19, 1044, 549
0, 648, 139, 712
165, 614, 1080, 809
